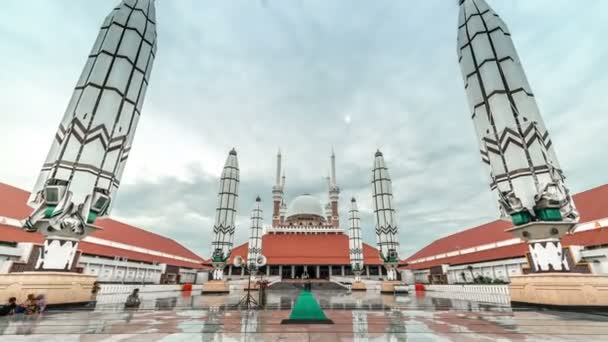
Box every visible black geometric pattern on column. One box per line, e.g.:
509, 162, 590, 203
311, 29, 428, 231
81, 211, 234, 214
371, 150, 399, 262
457, 0, 578, 222
211, 148, 239, 266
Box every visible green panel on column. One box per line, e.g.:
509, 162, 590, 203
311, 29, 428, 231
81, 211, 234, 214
281, 289, 333, 324
536, 208, 562, 221
511, 211, 532, 226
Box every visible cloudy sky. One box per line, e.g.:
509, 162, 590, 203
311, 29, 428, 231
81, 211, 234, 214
0, 0, 606, 259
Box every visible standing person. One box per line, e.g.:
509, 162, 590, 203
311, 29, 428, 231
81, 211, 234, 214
0, 297, 17, 316
35, 294, 47, 313
91, 282, 101, 296
125, 288, 141, 308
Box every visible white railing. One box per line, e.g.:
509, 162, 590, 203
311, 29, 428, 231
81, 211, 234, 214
329, 275, 353, 284
424, 284, 510, 295
98, 283, 203, 295
424, 289, 510, 305
267, 276, 282, 286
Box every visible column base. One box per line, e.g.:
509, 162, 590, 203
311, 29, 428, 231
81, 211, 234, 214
509, 273, 608, 307
351, 281, 367, 291
0, 272, 97, 305
202, 280, 230, 294
380, 280, 403, 294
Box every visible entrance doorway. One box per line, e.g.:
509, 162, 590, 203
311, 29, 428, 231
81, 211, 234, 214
281, 266, 291, 279
294, 265, 309, 279
319, 266, 329, 279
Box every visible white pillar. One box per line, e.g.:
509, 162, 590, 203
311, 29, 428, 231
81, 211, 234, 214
316, 265, 320, 279
279, 265, 283, 279
228, 265, 232, 277
291, 265, 295, 279
266, 266, 270, 277
341, 265, 345, 276
365, 265, 370, 278
329, 265, 333, 277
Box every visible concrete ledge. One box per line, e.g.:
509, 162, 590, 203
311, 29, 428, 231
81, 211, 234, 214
202, 280, 230, 294
380, 280, 402, 294
509, 273, 608, 307
0, 272, 97, 305
351, 282, 367, 291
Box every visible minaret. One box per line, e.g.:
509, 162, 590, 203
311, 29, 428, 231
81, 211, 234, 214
272, 150, 284, 226
246, 196, 265, 271
324, 202, 332, 224
279, 200, 287, 224
371, 150, 399, 280
348, 198, 365, 282
23, 0, 157, 270
211, 148, 239, 280
329, 150, 340, 227
324, 174, 332, 223
458, 0, 579, 272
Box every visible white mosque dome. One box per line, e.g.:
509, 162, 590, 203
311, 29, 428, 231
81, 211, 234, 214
286, 194, 324, 219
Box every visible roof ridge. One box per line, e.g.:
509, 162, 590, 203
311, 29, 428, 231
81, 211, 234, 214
573, 183, 608, 197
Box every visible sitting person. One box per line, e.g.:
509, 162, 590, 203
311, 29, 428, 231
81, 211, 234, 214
35, 294, 47, 313
0, 297, 17, 316
124, 288, 141, 308
22, 294, 37, 315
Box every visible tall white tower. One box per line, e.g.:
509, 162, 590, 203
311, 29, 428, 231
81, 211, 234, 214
371, 150, 399, 280
246, 196, 265, 271
211, 148, 239, 280
458, 0, 579, 272
348, 198, 365, 282
272, 150, 284, 225
23, 0, 157, 270
328, 150, 340, 227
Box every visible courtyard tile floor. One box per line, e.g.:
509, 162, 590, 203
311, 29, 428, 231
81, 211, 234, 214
1, 289, 607, 341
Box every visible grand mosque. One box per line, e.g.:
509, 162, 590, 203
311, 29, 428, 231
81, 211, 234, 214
222, 150, 392, 282
0, 0, 606, 310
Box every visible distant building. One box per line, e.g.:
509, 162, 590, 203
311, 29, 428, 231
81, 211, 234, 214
400, 185, 608, 284
0, 182, 209, 284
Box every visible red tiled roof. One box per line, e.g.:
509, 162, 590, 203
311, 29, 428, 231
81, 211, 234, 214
0, 224, 43, 244
404, 219, 513, 263
405, 244, 529, 270
78, 241, 207, 269
403, 184, 608, 270
228, 234, 383, 265
0, 182, 32, 219
404, 184, 608, 263
0, 182, 205, 268
0, 223, 206, 269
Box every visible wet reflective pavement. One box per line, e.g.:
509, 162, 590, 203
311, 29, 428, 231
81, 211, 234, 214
1, 289, 608, 341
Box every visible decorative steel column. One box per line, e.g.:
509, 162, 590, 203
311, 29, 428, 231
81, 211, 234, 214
457, 0, 579, 272
211, 149, 239, 280
23, 0, 157, 270
371, 150, 400, 280
246, 196, 266, 274
348, 198, 365, 282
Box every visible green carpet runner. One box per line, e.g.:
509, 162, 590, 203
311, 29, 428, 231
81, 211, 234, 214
281, 289, 334, 324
